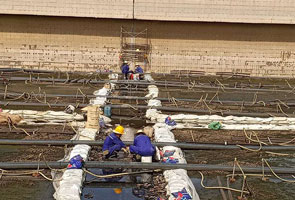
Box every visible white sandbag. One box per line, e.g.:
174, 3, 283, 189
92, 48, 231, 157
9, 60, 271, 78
69, 145, 91, 161
145, 85, 159, 98
93, 87, 110, 96
78, 128, 97, 140
108, 73, 119, 80
148, 99, 162, 107
121, 127, 135, 142
162, 146, 184, 159
54, 169, 84, 200
101, 115, 112, 124
164, 169, 200, 200
144, 74, 154, 82
90, 98, 106, 106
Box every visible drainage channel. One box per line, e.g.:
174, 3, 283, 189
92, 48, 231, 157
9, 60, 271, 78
144, 75, 200, 199
53, 74, 118, 199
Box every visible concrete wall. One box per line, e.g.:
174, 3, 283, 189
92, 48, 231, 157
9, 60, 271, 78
1, 0, 295, 24
1, 15, 295, 77
0, 0, 133, 19
135, 0, 295, 24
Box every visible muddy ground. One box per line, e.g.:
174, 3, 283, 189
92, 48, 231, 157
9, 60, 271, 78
0, 125, 75, 162
174, 129, 295, 144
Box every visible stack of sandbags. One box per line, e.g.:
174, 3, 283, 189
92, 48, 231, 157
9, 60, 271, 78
0, 112, 23, 124
164, 169, 200, 200
3, 110, 83, 125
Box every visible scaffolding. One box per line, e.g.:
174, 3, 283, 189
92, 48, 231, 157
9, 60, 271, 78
120, 27, 151, 72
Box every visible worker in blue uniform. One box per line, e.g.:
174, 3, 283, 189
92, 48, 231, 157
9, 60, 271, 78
135, 65, 144, 74
102, 125, 127, 159
121, 61, 130, 80
135, 64, 144, 80
130, 130, 155, 161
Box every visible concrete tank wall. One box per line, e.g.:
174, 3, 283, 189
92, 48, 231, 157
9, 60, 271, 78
1, 0, 295, 24
135, 0, 295, 24
0, 0, 133, 19
1, 15, 295, 77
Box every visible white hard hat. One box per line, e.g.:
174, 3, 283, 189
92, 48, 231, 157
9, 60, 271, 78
136, 129, 144, 134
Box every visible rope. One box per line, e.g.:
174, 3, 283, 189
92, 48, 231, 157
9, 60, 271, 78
209, 91, 219, 104
265, 151, 290, 156
11, 123, 30, 136
198, 171, 249, 194
276, 103, 289, 117
251, 92, 258, 106
236, 138, 262, 152
278, 137, 295, 146
235, 158, 247, 198
6, 92, 26, 101
4, 85, 7, 100
243, 129, 268, 145
83, 168, 160, 180
215, 79, 225, 92
262, 158, 295, 183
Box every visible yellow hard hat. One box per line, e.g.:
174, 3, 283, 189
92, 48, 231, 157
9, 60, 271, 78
114, 188, 122, 194
114, 125, 124, 135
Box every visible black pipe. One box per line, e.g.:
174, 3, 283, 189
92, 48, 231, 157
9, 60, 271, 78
2, 68, 295, 82
0, 161, 294, 174
1, 77, 293, 93
107, 104, 294, 118
0, 139, 294, 151
2, 92, 295, 107
0, 101, 88, 108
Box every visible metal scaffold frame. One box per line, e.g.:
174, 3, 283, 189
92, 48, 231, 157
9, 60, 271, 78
119, 26, 151, 72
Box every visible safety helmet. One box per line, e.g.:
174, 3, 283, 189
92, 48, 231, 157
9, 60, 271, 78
114, 188, 122, 194
136, 129, 144, 134
123, 60, 128, 64
114, 125, 124, 135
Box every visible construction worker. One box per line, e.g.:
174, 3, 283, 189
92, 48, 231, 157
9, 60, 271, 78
135, 64, 143, 74
121, 61, 130, 80
130, 130, 155, 161
135, 64, 144, 80
102, 125, 127, 159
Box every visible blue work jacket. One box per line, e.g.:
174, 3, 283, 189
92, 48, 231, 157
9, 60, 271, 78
130, 134, 155, 156
135, 66, 143, 73
122, 64, 130, 74
102, 132, 126, 156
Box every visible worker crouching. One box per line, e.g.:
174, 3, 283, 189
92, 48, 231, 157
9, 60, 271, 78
102, 125, 127, 159
130, 130, 155, 161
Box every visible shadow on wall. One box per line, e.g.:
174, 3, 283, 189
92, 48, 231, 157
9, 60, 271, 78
1, 14, 295, 42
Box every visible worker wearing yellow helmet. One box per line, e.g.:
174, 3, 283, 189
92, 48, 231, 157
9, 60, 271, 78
102, 125, 127, 159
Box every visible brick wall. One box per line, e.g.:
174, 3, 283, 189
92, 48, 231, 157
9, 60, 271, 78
0, 15, 122, 72
1, 15, 295, 77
